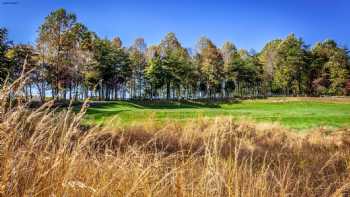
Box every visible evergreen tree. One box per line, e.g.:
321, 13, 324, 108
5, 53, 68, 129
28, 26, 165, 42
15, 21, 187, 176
197, 37, 224, 98
274, 34, 308, 96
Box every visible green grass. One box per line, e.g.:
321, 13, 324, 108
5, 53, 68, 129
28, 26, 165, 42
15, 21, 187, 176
82, 99, 350, 130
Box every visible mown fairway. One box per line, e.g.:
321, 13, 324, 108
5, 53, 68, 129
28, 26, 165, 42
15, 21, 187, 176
83, 98, 350, 130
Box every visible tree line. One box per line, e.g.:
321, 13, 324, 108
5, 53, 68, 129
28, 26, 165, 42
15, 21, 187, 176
0, 8, 349, 102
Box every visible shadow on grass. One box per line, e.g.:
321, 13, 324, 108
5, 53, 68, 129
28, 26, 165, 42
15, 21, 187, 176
129, 100, 220, 109
85, 108, 130, 120
81, 99, 243, 122
87, 101, 144, 109
73, 97, 244, 112
88, 99, 242, 110
85, 100, 211, 110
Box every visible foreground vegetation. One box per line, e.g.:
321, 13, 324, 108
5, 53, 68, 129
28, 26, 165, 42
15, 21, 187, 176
1, 78, 350, 196
84, 98, 350, 130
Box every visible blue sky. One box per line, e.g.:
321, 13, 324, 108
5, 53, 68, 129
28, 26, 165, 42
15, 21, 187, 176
0, 0, 349, 51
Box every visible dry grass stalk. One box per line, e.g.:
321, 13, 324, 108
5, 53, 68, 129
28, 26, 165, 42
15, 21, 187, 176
0, 75, 350, 196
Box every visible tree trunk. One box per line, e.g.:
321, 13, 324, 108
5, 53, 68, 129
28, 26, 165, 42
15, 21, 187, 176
166, 81, 170, 100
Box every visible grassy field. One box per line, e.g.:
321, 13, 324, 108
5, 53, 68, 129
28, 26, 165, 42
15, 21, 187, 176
3, 81, 350, 196
83, 97, 350, 130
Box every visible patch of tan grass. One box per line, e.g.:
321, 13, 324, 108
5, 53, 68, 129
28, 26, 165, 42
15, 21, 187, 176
1, 75, 350, 196
265, 96, 350, 104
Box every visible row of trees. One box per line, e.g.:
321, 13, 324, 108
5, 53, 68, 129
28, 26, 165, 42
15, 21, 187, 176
1, 9, 349, 101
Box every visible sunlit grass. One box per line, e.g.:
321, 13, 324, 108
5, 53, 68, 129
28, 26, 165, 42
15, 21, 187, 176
83, 99, 350, 130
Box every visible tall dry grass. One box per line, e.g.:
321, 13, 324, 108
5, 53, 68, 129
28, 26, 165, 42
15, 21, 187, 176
0, 72, 350, 196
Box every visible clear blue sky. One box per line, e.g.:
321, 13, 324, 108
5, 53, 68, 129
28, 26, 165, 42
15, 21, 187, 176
0, 0, 349, 51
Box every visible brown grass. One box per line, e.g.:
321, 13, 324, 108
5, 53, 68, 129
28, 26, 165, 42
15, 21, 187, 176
1, 76, 350, 196
265, 96, 350, 104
